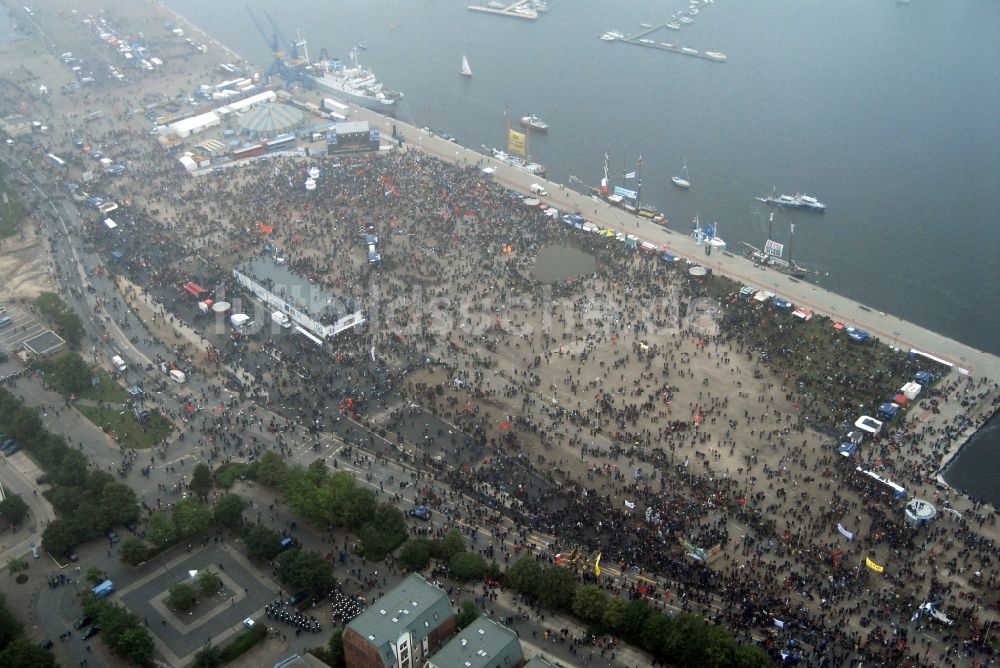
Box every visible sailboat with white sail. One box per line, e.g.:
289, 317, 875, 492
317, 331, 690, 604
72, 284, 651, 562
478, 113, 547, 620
460, 55, 472, 77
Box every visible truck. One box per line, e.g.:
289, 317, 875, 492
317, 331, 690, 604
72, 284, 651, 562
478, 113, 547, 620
271, 311, 292, 329
111, 355, 127, 372
169, 369, 186, 384
530, 183, 549, 196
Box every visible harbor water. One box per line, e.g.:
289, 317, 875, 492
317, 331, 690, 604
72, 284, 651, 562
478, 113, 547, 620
165, 0, 1000, 498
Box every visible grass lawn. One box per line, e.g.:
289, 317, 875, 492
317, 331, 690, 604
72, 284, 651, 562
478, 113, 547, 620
78, 367, 130, 403
76, 404, 174, 449
0, 185, 25, 239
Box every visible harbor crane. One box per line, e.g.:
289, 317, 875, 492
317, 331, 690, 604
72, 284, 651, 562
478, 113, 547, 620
245, 4, 314, 90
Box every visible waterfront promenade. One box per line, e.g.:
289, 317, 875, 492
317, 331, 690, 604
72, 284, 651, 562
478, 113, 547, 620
359, 109, 1000, 385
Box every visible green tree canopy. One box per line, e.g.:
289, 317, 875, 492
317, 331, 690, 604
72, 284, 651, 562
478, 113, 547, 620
358, 503, 408, 560
536, 566, 577, 611
173, 498, 212, 538
190, 463, 213, 498
0, 638, 57, 668
213, 494, 246, 528
197, 570, 222, 597
278, 549, 336, 592
147, 511, 177, 548
505, 556, 542, 594
50, 353, 92, 394
119, 537, 149, 566
602, 596, 627, 633
242, 523, 282, 561
455, 602, 480, 631
41, 518, 78, 557
449, 552, 488, 582
0, 494, 29, 527
398, 539, 433, 572
98, 482, 140, 527
168, 582, 198, 612
572, 584, 608, 625
434, 528, 466, 560
35, 293, 84, 347
0, 593, 25, 649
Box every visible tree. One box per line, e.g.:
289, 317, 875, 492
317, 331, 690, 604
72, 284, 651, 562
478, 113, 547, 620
620, 599, 653, 644
119, 537, 149, 566
278, 549, 336, 591
358, 503, 408, 560
435, 528, 466, 560
173, 498, 212, 538
168, 582, 198, 612
115, 625, 155, 666
147, 511, 176, 548
641, 611, 675, 661
52, 449, 88, 487
50, 353, 92, 394
326, 629, 345, 668
602, 596, 627, 633
0, 638, 56, 668
398, 539, 433, 572
85, 566, 105, 586
536, 566, 577, 611
0, 594, 24, 651
42, 518, 77, 557
190, 463, 213, 498
35, 294, 83, 347
193, 643, 222, 668
213, 494, 246, 528
572, 584, 608, 625
506, 556, 542, 595
7, 557, 28, 575
255, 451, 288, 487
197, 570, 222, 597
455, 601, 480, 631
98, 483, 140, 527
242, 523, 282, 561
449, 552, 487, 582
0, 494, 29, 527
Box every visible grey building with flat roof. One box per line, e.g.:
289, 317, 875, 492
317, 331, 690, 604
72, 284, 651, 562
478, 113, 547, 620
343, 573, 454, 668
427, 616, 524, 668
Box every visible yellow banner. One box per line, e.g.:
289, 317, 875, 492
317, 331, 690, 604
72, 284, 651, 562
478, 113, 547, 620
865, 557, 885, 573
594, 553, 602, 577
508, 129, 526, 155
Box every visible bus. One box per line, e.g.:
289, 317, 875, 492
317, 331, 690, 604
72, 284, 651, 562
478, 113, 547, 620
46, 153, 67, 169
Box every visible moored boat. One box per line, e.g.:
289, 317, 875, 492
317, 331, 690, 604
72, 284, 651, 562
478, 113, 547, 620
520, 114, 549, 131
704, 51, 727, 62
755, 191, 826, 212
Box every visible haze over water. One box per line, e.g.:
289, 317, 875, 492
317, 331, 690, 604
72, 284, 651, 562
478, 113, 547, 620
167, 0, 1000, 503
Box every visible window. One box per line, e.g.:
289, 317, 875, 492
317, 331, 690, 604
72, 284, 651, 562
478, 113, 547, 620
433, 613, 439, 621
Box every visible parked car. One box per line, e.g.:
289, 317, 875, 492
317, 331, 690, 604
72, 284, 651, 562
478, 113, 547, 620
80, 626, 100, 640
73, 616, 93, 630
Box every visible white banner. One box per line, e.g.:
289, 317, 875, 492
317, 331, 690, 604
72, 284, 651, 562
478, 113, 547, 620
624, 500, 636, 510
837, 523, 855, 541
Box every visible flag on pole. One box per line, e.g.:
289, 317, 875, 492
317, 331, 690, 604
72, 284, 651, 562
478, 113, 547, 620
624, 499, 636, 510
624, 171, 636, 179
594, 553, 602, 577
865, 556, 885, 573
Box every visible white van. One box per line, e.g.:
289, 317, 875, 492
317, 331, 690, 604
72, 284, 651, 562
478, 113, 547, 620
271, 311, 292, 329
530, 183, 548, 196
111, 355, 127, 372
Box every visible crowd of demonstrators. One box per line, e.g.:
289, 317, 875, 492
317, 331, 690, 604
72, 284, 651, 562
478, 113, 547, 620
61, 141, 997, 667
4, 22, 998, 667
